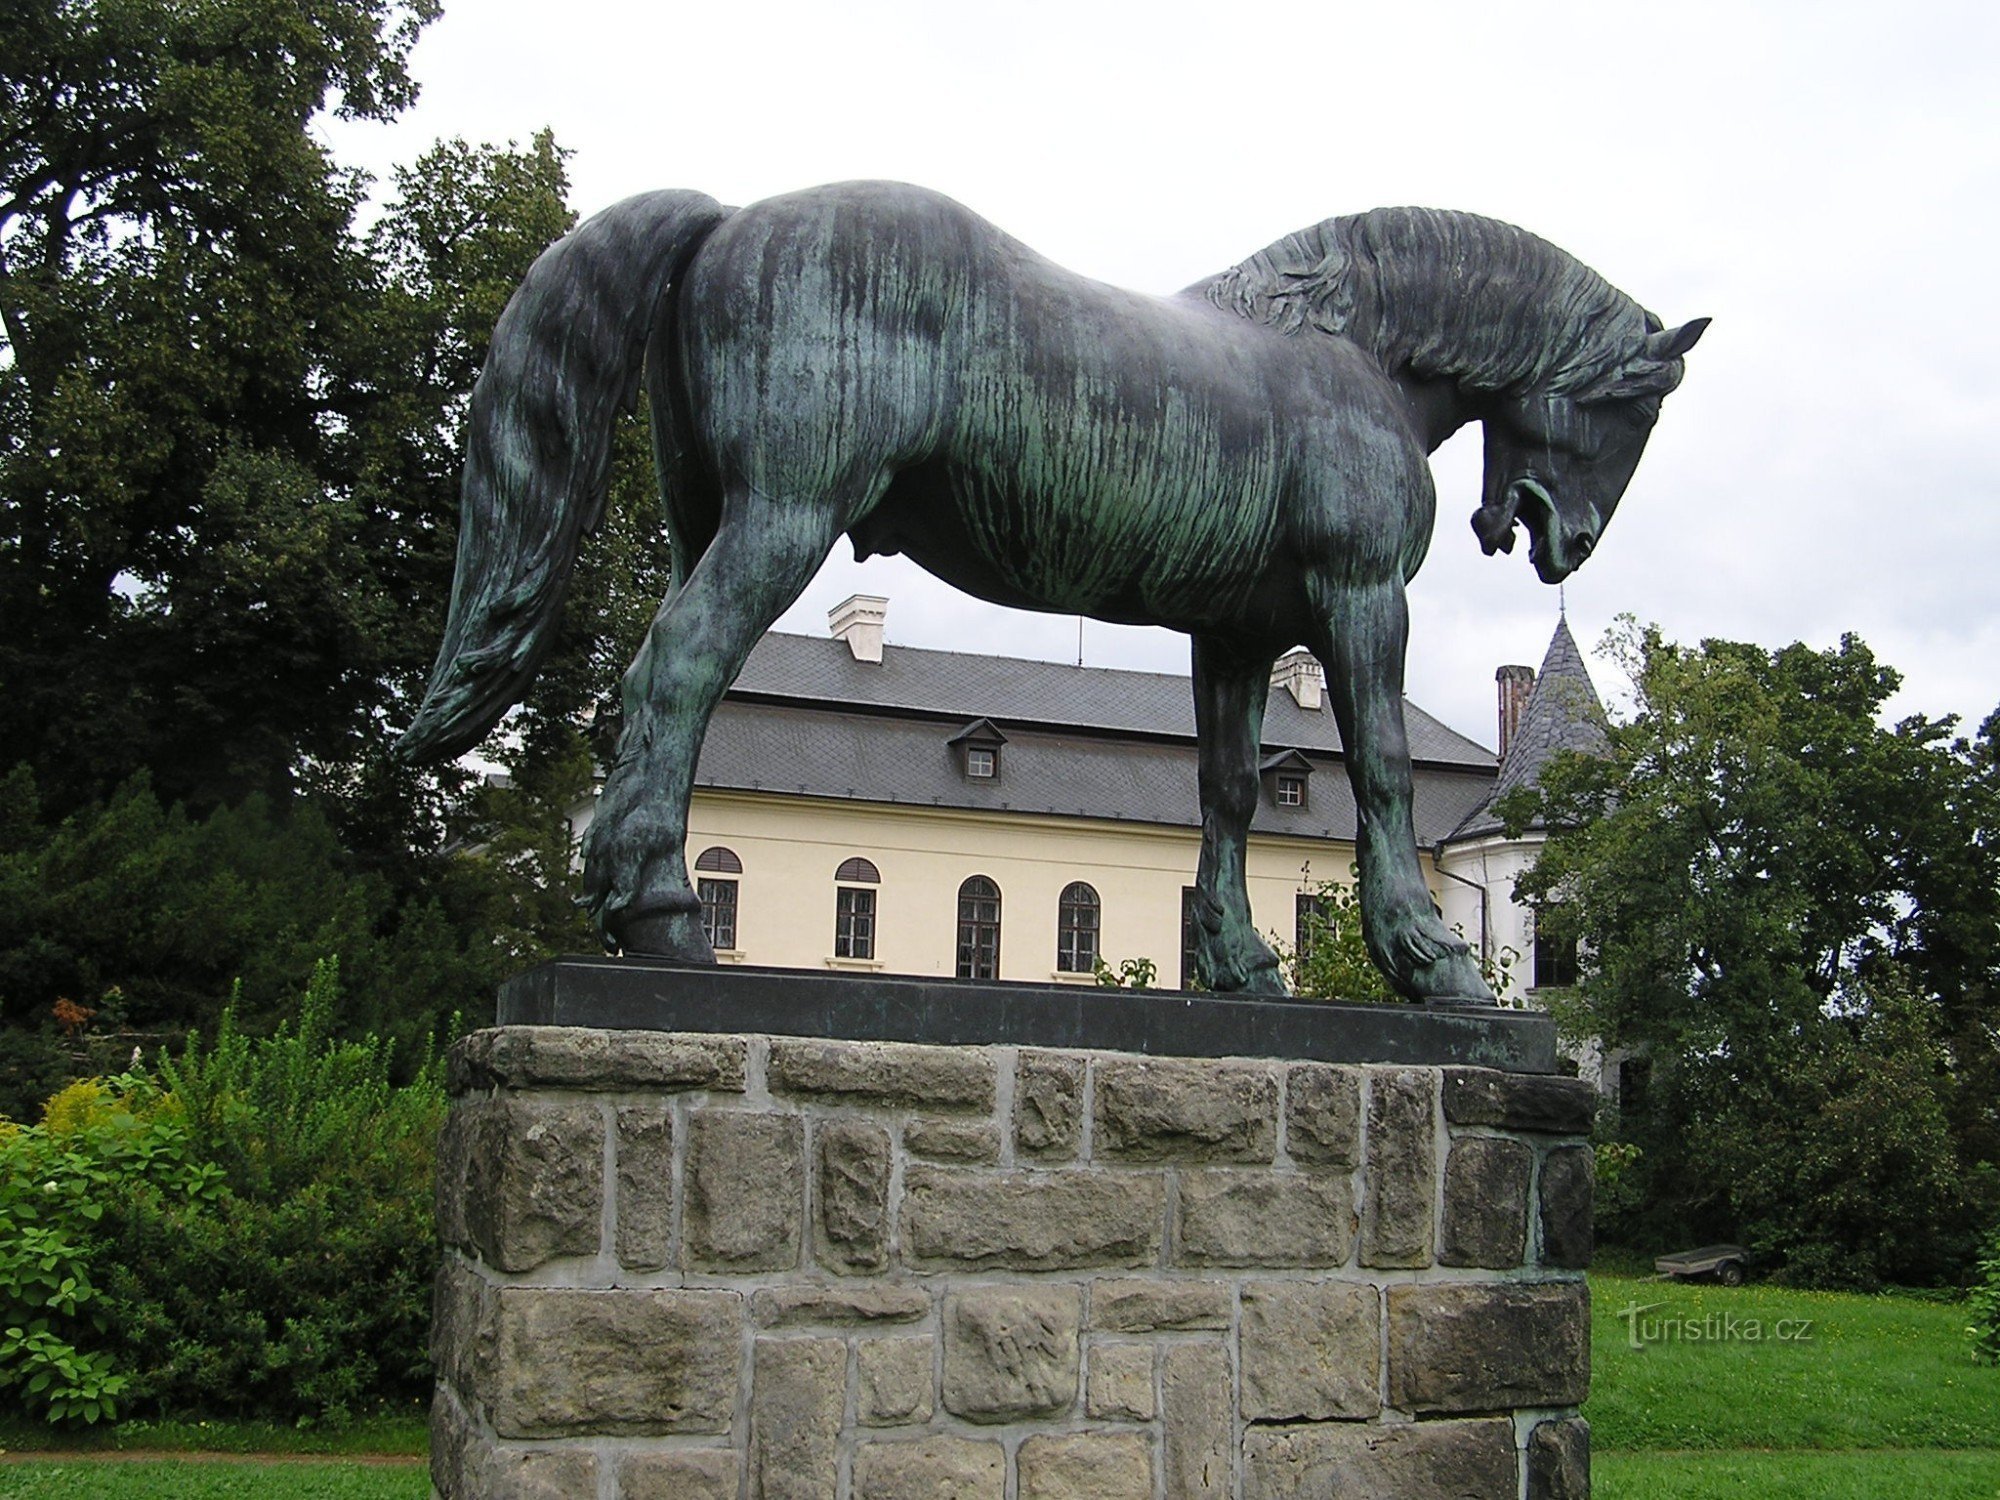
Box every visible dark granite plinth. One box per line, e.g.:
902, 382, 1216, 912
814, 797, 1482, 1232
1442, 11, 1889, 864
496, 957, 1557, 1073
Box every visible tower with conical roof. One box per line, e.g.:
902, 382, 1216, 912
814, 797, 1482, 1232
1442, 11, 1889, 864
1435, 615, 1609, 1011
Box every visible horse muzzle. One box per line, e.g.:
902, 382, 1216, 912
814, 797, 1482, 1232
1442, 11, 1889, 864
1474, 479, 1596, 583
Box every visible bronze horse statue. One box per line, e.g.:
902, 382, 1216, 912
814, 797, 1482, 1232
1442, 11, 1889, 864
398, 182, 1705, 1003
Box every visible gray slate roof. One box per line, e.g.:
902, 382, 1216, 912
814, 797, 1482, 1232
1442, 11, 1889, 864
690, 632, 1497, 845
1444, 617, 1608, 843
729, 632, 1496, 769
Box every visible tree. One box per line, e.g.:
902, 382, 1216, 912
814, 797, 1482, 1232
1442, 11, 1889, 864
1505, 621, 2000, 1285
0, 4, 675, 1075
0, 0, 440, 814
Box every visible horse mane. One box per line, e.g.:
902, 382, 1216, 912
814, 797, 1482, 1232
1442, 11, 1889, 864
1200, 207, 1683, 405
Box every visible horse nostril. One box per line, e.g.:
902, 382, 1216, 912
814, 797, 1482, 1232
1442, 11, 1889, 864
1572, 532, 1595, 561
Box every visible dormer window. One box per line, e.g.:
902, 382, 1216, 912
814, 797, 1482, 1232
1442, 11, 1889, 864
1260, 749, 1313, 809
948, 718, 1008, 781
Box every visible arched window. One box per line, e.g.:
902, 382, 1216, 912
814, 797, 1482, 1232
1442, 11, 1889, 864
835, 857, 881, 960
1056, 882, 1100, 973
693, 846, 741, 949
956, 876, 1001, 980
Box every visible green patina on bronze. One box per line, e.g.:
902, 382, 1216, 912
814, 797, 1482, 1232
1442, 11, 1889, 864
398, 182, 1706, 1004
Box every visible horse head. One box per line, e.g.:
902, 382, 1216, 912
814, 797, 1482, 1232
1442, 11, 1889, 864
1473, 317, 1709, 583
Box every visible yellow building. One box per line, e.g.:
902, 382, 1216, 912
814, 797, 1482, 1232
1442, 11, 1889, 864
574, 596, 1508, 989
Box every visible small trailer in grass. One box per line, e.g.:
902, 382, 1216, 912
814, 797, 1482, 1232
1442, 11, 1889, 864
1656, 1244, 1752, 1285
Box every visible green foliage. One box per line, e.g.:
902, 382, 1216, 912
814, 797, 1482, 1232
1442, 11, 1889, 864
1512, 622, 2000, 1286
0, 1072, 216, 1423
107, 960, 446, 1422
1970, 1226, 2000, 1365
0, 962, 445, 1427
0, 766, 536, 1118
1280, 867, 1397, 1003
1278, 865, 1521, 1004
0, 0, 441, 816
0, 6, 675, 1097
1092, 954, 1157, 989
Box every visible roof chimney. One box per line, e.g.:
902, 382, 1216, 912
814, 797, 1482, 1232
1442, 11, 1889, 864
828, 594, 888, 663
1496, 663, 1535, 759
1271, 649, 1323, 710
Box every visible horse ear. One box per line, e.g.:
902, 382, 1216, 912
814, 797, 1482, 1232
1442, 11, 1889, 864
1647, 317, 1710, 361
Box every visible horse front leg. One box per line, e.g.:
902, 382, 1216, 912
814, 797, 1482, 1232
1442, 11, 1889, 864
1189, 635, 1285, 994
581, 500, 845, 957
1311, 580, 1494, 1004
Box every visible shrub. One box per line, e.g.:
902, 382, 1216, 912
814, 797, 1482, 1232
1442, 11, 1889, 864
1971, 1225, 2000, 1365
0, 1073, 218, 1423
99, 958, 448, 1423
0, 957, 448, 1426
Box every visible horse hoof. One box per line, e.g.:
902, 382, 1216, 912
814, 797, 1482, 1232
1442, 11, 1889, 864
608, 901, 714, 962
1409, 950, 1496, 1006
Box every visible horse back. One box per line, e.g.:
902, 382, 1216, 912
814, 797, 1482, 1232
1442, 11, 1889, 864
670, 182, 1428, 635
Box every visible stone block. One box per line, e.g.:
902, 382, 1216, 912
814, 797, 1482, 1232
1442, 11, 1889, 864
853, 1437, 1005, 1499
941, 1285, 1081, 1422
620, 1449, 740, 1500
1527, 1416, 1591, 1499
431, 1258, 495, 1399
482, 1447, 599, 1499
450, 1026, 745, 1094
906, 1116, 1000, 1162
752, 1284, 929, 1328
1160, 1341, 1231, 1499
1091, 1278, 1231, 1332
749, 1336, 845, 1500
429, 1383, 478, 1500
1094, 1057, 1277, 1162
1439, 1135, 1532, 1269
615, 1105, 673, 1270
768, 1037, 995, 1109
684, 1109, 803, 1272
434, 1099, 476, 1249
1539, 1144, 1595, 1269
1017, 1431, 1155, 1500
1086, 1340, 1155, 1420
488, 1287, 738, 1437
1014, 1050, 1085, 1160
902, 1166, 1162, 1271
463, 1099, 604, 1273
1285, 1062, 1362, 1166
1244, 1419, 1518, 1500
1360, 1067, 1436, 1268
1388, 1280, 1590, 1411
1177, 1170, 1354, 1267
815, 1119, 891, 1272
1442, 1066, 1595, 1135
858, 1335, 935, 1425
1240, 1280, 1382, 1420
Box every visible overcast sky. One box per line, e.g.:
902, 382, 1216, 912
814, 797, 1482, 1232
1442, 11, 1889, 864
327, 0, 2000, 750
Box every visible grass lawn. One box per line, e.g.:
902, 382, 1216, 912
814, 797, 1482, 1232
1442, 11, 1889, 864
1, 1274, 1991, 1495
1597, 1450, 2000, 1499
0, 1460, 427, 1499
1589, 1270, 2000, 1497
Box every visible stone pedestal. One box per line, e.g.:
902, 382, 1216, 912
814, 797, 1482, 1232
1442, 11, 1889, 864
433, 966, 1593, 1498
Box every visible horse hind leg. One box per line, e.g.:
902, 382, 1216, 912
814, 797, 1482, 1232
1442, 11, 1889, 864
1189, 635, 1285, 994
580, 489, 859, 957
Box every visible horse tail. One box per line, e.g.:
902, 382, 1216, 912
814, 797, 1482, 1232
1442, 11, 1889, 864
397, 189, 730, 762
